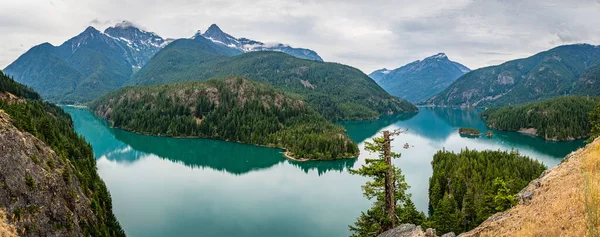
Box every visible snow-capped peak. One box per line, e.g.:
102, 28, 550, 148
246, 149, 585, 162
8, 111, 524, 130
192, 24, 322, 61
83, 26, 101, 34
427, 53, 447, 60
115, 20, 137, 29
205, 24, 225, 35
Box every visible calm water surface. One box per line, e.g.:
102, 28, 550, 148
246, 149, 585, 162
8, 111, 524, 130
63, 106, 584, 237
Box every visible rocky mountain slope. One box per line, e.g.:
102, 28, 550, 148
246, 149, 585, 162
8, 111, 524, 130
129, 41, 417, 121
425, 44, 600, 107
0, 71, 124, 236
369, 53, 469, 103
197, 24, 323, 61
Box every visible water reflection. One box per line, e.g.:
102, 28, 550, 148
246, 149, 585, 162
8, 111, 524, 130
63, 106, 585, 237
65, 106, 379, 175
340, 112, 417, 143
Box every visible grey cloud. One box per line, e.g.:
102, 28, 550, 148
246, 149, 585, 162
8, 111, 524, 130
1, 0, 600, 73
89, 18, 112, 26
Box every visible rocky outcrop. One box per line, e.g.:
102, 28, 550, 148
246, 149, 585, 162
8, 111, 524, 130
378, 224, 428, 237
0, 110, 100, 236
0, 208, 18, 236
378, 224, 448, 237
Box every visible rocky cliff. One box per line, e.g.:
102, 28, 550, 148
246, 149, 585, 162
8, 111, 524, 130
0, 110, 106, 236
0, 70, 124, 236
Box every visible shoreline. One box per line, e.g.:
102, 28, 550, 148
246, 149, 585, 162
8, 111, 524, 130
488, 125, 589, 142
282, 151, 359, 162
99, 120, 359, 162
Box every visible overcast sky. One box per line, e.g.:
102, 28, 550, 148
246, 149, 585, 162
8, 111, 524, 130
2, 0, 600, 73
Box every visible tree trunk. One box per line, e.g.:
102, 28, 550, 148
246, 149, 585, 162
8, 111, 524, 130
383, 130, 397, 229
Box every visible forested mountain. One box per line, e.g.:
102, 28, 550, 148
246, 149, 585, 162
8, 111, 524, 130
0, 71, 124, 236
425, 44, 600, 107
428, 149, 546, 234
3, 22, 323, 105
91, 77, 359, 160
197, 24, 323, 61
129, 40, 416, 120
369, 53, 470, 103
480, 96, 600, 141
3, 22, 167, 104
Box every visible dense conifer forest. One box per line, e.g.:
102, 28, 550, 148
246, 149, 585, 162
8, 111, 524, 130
91, 77, 359, 160
0, 71, 124, 236
481, 96, 600, 141
427, 149, 546, 234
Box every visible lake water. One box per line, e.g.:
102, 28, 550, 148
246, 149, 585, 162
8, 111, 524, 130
63, 106, 584, 237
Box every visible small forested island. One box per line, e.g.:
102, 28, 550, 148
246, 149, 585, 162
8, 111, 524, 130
428, 149, 546, 234
0, 71, 124, 236
480, 96, 600, 141
458, 127, 481, 136
90, 77, 359, 160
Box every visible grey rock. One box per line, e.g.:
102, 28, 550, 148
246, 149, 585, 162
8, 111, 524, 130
441, 232, 456, 237
425, 228, 436, 237
0, 111, 98, 236
378, 224, 426, 237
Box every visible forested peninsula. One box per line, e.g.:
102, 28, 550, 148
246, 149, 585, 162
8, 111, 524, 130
90, 77, 359, 160
481, 96, 600, 141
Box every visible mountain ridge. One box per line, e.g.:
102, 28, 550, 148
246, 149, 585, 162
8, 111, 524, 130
129, 40, 417, 121
425, 44, 600, 107
4, 22, 326, 104
369, 53, 470, 103
3, 23, 168, 103
195, 23, 324, 61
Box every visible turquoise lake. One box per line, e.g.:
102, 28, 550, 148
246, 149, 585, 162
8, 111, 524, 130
63, 106, 584, 237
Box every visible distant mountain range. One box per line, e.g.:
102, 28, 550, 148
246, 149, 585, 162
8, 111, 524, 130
369, 53, 470, 103
425, 44, 600, 107
3, 21, 323, 103
4, 22, 166, 103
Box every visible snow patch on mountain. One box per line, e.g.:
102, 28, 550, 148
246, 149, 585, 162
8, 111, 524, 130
194, 24, 323, 61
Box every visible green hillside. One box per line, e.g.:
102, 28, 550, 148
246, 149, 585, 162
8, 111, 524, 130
129, 39, 417, 121
425, 44, 600, 107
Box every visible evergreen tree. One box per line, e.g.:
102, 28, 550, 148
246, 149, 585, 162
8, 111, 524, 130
431, 194, 460, 234
588, 103, 600, 142
349, 131, 425, 237
493, 178, 516, 212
